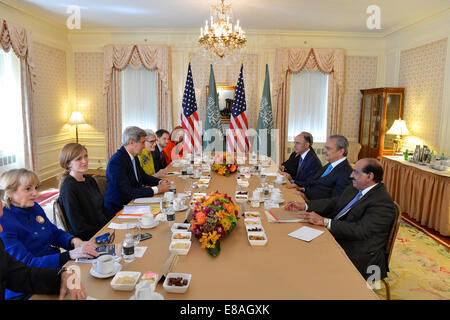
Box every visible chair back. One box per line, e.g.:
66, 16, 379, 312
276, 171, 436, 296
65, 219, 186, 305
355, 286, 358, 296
386, 201, 402, 265
347, 141, 362, 165
92, 175, 107, 197
53, 197, 70, 232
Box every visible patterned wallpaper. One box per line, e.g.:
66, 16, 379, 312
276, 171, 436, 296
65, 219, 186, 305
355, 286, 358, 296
32, 42, 69, 137
190, 53, 259, 130
74, 52, 106, 133
399, 38, 448, 153
341, 56, 378, 142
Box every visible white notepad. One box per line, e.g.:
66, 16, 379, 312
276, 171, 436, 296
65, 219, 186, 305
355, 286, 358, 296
288, 226, 324, 242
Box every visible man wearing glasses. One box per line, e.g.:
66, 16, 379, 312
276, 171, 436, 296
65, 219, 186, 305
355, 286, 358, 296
284, 158, 395, 280
138, 129, 168, 178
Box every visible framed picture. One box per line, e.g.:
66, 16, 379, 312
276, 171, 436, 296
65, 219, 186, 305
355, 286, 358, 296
206, 84, 235, 124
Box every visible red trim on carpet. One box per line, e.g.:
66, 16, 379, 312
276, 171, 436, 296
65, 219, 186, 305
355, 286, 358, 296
401, 213, 450, 249
36, 189, 59, 206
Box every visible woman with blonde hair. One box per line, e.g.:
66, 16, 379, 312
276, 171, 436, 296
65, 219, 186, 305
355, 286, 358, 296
58, 143, 112, 240
0, 168, 98, 300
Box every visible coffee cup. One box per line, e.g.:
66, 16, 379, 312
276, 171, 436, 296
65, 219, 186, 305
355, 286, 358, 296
275, 174, 285, 183
95, 254, 115, 275
252, 190, 261, 201
271, 192, 281, 201
164, 191, 175, 202
140, 214, 155, 227
173, 198, 185, 210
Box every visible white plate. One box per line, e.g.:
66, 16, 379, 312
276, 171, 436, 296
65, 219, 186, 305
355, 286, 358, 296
129, 292, 165, 300
90, 262, 122, 279
163, 273, 192, 293
139, 220, 159, 229
244, 211, 261, 219
171, 223, 191, 233
110, 271, 141, 291
169, 240, 191, 255
248, 231, 268, 246
171, 231, 192, 241
270, 198, 285, 204
174, 204, 189, 212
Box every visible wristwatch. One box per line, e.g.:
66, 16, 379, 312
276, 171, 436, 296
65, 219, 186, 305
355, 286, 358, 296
323, 218, 329, 227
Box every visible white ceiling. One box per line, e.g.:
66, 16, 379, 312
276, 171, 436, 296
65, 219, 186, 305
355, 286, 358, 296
10, 0, 450, 33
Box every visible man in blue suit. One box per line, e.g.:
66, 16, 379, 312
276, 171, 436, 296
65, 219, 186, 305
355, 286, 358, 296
104, 126, 171, 216
282, 132, 322, 189
295, 135, 352, 201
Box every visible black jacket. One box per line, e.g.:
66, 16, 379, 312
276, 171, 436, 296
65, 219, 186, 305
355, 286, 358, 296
303, 158, 352, 200
281, 151, 301, 178
151, 146, 167, 173
306, 183, 396, 280
292, 149, 323, 188
0, 239, 61, 300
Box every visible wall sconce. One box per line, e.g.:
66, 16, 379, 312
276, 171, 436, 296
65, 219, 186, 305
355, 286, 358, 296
386, 118, 410, 155
68, 111, 86, 144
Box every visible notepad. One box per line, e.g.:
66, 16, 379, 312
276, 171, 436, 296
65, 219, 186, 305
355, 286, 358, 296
288, 226, 324, 242
133, 197, 163, 204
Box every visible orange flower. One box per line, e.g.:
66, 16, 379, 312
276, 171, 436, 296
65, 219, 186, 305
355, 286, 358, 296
196, 211, 207, 225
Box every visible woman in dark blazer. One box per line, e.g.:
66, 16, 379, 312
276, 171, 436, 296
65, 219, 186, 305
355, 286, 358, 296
58, 143, 111, 240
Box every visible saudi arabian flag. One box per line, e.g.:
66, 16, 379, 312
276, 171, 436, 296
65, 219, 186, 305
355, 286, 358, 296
256, 64, 274, 157
203, 64, 224, 150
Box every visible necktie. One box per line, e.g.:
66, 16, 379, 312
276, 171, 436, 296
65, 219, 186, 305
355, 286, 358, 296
320, 164, 333, 178
161, 151, 166, 167
333, 191, 363, 220
132, 158, 139, 183
295, 156, 303, 180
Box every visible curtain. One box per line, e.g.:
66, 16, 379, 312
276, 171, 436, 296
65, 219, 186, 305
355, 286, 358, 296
288, 70, 328, 142
273, 48, 344, 162
0, 19, 37, 172
121, 66, 158, 131
104, 44, 172, 158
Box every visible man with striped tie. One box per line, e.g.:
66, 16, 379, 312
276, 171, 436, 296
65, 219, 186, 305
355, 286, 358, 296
284, 158, 396, 280
295, 135, 352, 200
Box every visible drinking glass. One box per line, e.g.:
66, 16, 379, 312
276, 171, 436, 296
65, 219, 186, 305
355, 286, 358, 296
184, 179, 192, 197
131, 223, 141, 246
260, 174, 267, 187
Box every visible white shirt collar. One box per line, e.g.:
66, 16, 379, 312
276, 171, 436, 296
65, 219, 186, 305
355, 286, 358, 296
300, 149, 310, 160
361, 183, 378, 196
157, 144, 163, 153
125, 147, 135, 161
330, 157, 347, 169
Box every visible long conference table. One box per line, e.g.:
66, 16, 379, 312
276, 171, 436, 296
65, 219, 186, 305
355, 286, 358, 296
33, 155, 378, 300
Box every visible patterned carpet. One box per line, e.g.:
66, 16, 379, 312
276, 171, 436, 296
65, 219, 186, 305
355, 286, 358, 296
374, 220, 450, 300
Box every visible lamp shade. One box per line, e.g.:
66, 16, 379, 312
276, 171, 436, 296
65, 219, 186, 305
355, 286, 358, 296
386, 119, 410, 136
68, 111, 86, 125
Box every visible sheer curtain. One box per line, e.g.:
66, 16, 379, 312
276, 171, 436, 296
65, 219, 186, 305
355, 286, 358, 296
121, 66, 158, 131
0, 50, 25, 172
288, 70, 328, 142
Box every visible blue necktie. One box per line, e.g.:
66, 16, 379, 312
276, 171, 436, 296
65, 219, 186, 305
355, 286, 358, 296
132, 158, 139, 183
295, 156, 303, 180
333, 191, 363, 220
320, 164, 333, 178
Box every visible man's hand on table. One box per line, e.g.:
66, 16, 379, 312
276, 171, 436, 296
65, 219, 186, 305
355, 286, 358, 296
154, 168, 168, 178
284, 201, 306, 211
59, 269, 87, 300
157, 180, 171, 194
296, 211, 326, 226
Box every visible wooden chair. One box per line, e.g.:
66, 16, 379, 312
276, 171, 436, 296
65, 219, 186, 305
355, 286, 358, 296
52, 197, 70, 232
92, 175, 107, 197
347, 141, 362, 167
381, 201, 402, 300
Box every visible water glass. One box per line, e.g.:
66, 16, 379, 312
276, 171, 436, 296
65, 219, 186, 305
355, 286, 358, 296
131, 223, 141, 246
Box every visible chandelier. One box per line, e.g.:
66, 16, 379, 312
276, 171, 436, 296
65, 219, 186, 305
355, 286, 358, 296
198, 0, 247, 59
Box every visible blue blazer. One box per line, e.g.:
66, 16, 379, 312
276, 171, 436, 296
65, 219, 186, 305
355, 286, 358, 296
104, 146, 162, 215
292, 149, 323, 188
303, 159, 352, 200
0, 203, 74, 299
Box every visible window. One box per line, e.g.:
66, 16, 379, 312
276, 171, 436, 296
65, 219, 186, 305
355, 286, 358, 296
0, 50, 25, 172
121, 66, 158, 131
287, 70, 328, 142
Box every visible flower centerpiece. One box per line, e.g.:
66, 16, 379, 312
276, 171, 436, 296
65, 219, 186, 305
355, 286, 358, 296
211, 152, 238, 176
189, 191, 240, 257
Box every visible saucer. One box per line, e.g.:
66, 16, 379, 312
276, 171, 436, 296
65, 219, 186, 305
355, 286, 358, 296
270, 198, 285, 204
90, 262, 122, 279
129, 291, 165, 300
139, 220, 159, 229
174, 204, 188, 212
248, 198, 264, 203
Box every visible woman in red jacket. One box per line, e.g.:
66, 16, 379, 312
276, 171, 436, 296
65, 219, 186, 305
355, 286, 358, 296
162, 126, 185, 165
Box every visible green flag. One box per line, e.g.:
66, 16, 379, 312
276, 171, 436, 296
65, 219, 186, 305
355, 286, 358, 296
256, 64, 274, 157
204, 64, 224, 150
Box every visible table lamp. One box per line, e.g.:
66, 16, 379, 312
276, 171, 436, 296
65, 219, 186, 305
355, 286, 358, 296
68, 111, 86, 144
386, 118, 410, 155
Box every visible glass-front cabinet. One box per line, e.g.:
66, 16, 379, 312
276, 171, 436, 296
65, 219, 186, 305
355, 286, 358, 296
358, 88, 405, 159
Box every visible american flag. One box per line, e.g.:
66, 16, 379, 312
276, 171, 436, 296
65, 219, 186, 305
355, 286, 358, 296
180, 63, 201, 154
227, 64, 250, 153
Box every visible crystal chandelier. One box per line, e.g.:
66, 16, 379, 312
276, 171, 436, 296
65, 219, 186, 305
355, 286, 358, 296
198, 0, 247, 59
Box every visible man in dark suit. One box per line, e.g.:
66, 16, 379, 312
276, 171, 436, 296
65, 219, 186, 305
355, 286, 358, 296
152, 129, 170, 173
295, 135, 352, 200
282, 132, 322, 189
104, 126, 171, 216
284, 158, 396, 280
0, 204, 86, 300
